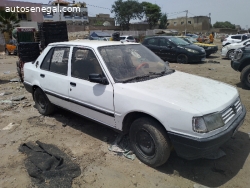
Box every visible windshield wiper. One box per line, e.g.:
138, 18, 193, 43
122, 74, 151, 83
149, 68, 175, 76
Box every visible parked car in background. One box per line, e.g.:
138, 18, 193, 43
142, 36, 206, 63
186, 34, 199, 39
119, 35, 136, 42
231, 44, 250, 89
221, 39, 250, 59
222, 34, 250, 46
5, 39, 17, 55
23, 40, 246, 167
178, 36, 218, 57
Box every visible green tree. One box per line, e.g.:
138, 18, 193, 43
213, 21, 235, 29
111, 0, 143, 30
141, 2, 161, 29
0, 10, 20, 37
159, 13, 167, 29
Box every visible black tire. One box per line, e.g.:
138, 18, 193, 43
240, 65, 250, 89
129, 117, 171, 167
5, 48, 9, 55
227, 49, 235, 59
34, 88, 55, 115
177, 54, 188, 64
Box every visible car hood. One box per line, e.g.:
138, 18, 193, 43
118, 71, 238, 115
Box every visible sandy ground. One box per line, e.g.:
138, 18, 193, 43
0, 39, 250, 188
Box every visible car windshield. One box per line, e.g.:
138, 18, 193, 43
98, 44, 171, 83
170, 37, 189, 46
186, 37, 197, 43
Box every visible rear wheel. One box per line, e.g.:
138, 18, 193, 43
177, 54, 188, 64
34, 88, 55, 115
240, 65, 250, 89
227, 49, 235, 60
130, 117, 171, 167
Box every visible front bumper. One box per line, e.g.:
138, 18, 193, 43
221, 47, 228, 57
168, 105, 246, 160
187, 53, 206, 63
231, 59, 241, 71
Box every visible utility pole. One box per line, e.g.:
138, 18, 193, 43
185, 10, 188, 35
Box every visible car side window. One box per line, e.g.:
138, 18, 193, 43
128, 36, 134, 40
232, 36, 241, 40
71, 48, 103, 80
40, 48, 54, 71
148, 38, 158, 46
159, 38, 170, 47
49, 47, 70, 75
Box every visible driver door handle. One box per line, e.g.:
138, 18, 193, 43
70, 82, 76, 87
40, 74, 45, 78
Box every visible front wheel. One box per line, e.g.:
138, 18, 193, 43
240, 65, 250, 89
129, 117, 171, 167
227, 49, 235, 60
177, 54, 188, 64
34, 88, 55, 115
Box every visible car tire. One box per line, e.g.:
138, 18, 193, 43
34, 88, 55, 115
5, 49, 9, 55
240, 65, 250, 90
227, 49, 235, 60
177, 54, 188, 64
129, 117, 171, 167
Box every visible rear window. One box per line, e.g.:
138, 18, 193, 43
127, 36, 134, 40
120, 37, 126, 40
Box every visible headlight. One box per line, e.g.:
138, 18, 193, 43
192, 113, 224, 133
185, 48, 199, 53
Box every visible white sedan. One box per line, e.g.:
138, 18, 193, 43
221, 39, 250, 59
23, 40, 246, 167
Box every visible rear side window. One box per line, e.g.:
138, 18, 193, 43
147, 38, 158, 46
120, 37, 126, 40
127, 36, 134, 40
231, 36, 241, 39
40, 47, 70, 75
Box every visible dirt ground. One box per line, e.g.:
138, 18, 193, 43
0, 39, 250, 188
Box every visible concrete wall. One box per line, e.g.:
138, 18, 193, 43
167, 16, 211, 32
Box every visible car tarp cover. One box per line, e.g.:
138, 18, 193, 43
19, 141, 81, 188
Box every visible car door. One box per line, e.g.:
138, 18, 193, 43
39, 46, 71, 109
68, 47, 115, 127
158, 38, 176, 61
143, 38, 160, 57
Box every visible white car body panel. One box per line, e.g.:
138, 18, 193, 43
114, 71, 238, 138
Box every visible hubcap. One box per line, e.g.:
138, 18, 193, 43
247, 73, 250, 83
178, 55, 187, 64
136, 129, 155, 158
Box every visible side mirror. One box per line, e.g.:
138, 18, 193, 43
89, 74, 109, 85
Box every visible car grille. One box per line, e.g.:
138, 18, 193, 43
221, 99, 242, 124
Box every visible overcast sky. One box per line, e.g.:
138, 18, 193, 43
11, 0, 250, 29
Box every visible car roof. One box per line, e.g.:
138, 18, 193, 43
48, 40, 138, 48
145, 36, 173, 39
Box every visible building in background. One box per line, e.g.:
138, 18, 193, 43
89, 14, 115, 27
167, 16, 211, 33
